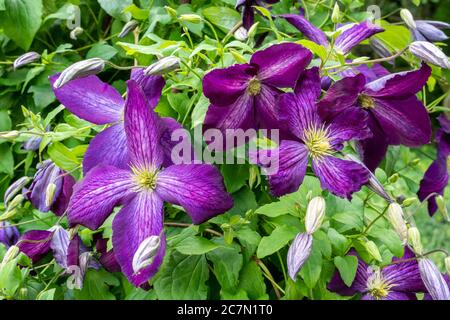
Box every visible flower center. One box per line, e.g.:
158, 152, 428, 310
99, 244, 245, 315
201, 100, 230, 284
247, 77, 261, 96
131, 165, 159, 191
366, 269, 392, 300
304, 126, 332, 159
358, 94, 375, 109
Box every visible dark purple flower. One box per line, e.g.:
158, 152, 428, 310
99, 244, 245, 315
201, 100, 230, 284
411, 20, 450, 43
17, 230, 54, 263
280, 11, 383, 54
328, 248, 426, 300
318, 63, 432, 171
67, 80, 233, 286
94, 236, 121, 273
50, 69, 179, 175
0, 221, 20, 248
23, 160, 75, 216
254, 67, 370, 199
418, 115, 450, 215
236, 0, 279, 30
203, 42, 312, 148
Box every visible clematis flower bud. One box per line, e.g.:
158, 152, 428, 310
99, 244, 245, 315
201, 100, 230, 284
234, 26, 248, 41
70, 27, 84, 40
435, 195, 449, 222
407, 227, 423, 255
132, 235, 161, 274
6, 194, 24, 211
445, 257, 450, 276
1, 245, 19, 265
179, 14, 202, 24
400, 9, 416, 29
53, 58, 105, 88
402, 197, 416, 207
49, 226, 69, 268
287, 232, 313, 280
0, 130, 20, 139
144, 56, 180, 76
305, 196, 326, 234
0, 221, 20, 248
364, 240, 382, 262
4, 176, 30, 207
331, 3, 341, 24
164, 6, 178, 19
419, 258, 450, 300
409, 41, 450, 69
387, 203, 408, 243
13, 52, 41, 70
119, 20, 139, 38
45, 183, 57, 208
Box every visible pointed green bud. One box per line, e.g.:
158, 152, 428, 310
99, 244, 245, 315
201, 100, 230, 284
388, 173, 399, 183
179, 14, 202, 24
387, 203, 408, 243
247, 22, 259, 39
0, 130, 20, 139
7, 194, 24, 211
400, 9, 416, 29
435, 195, 449, 222
408, 227, 423, 255
2, 245, 19, 265
164, 6, 178, 19
305, 196, 326, 234
331, 3, 341, 24
364, 240, 382, 262
402, 197, 416, 207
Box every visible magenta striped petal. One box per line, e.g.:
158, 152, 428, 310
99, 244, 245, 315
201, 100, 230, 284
334, 21, 384, 54
17, 230, 53, 263
279, 14, 329, 46
130, 68, 165, 108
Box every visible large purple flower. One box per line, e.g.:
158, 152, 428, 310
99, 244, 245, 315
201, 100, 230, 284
318, 63, 432, 171
254, 67, 370, 199
418, 115, 450, 215
67, 80, 233, 286
280, 11, 384, 54
328, 249, 426, 300
50, 69, 183, 174
203, 42, 312, 147
236, 0, 279, 30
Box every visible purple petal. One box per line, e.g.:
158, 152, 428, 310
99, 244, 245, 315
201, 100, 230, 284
156, 164, 233, 224
328, 107, 371, 149
356, 113, 389, 171
364, 64, 431, 98
356, 64, 390, 83
417, 155, 448, 215
50, 226, 70, 268
51, 174, 75, 216
415, 21, 449, 42
254, 84, 281, 130
255, 140, 308, 197
279, 14, 329, 46
312, 156, 369, 199
418, 20, 450, 30
294, 67, 321, 99
68, 165, 135, 230
328, 250, 369, 296
160, 117, 194, 167
112, 192, 165, 287
203, 64, 255, 107
334, 21, 384, 54
50, 74, 123, 125
124, 80, 165, 169
242, 3, 254, 30
438, 114, 450, 134
384, 291, 416, 300
95, 237, 121, 272
287, 232, 313, 280
82, 123, 129, 174
130, 68, 165, 108
17, 230, 53, 263
251, 43, 312, 88
0, 221, 20, 248
317, 74, 365, 121
370, 96, 431, 146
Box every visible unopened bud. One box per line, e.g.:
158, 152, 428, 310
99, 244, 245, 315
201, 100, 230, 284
364, 240, 382, 262
144, 56, 180, 76
402, 197, 416, 207
4, 176, 30, 206
248, 166, 260, 189
331, 3, 341, 24
53, 58, 105, 88
119, 20, 139, 38
0, 130, 20, 139
45, 182, 57, 208
234, 27, 248, 41
419, 258, 450, 300
7, 194, 24, 211
2, 245, 19, 265
445, 256, 450, 276
388, 173, 399, 183
435, 195, 449, 221
387, 203, 408, 243
132, 235, 161, 273
305, 196, 326, 234
400, 9, 416, 29
409, 41, 450, 70
179, 14, 202, 24
13, 52, 41, 70
164, 6, 178, 19
287, 232, 313, 280
408, 227, 423, 255
70, 27, 84, 40
247, 22, 259, 39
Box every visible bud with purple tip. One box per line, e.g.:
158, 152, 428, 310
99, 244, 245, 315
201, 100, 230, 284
13, 52, 41, 70
419, 258, 450, 300
287, 232, 313, 281
409, 41, 450, 69
53, 58, 105, 88
144, 56, 180, 76
0, 221, 20, 248
118, 20, 139, 38
4, 176, 30, 207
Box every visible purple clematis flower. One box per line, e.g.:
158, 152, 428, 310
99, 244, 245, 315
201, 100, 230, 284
0, 221, 20, 248
67, 80, 233, 287
23, 160, 75, 216
280, 10, 384, 54
328, 248, 426, 300
236, 0, 279, 30
410, 20, 450, 43
17, 229, 54, 263
50, 69, 184, 175
203, 42, 312, 148
318, 63, 432, 171
254, 67, 370, 199
418, 114, 450, 215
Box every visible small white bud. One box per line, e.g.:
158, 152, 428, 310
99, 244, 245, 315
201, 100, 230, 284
407, 227, 423, 255
144, 56, 180, 76
419, 258, 450, 300
400, 9, 416, 29
13, 52, 41, 70
54, 58, 105, 88
0, 130, 20, 139
387, 203, 408, 243
305, 196, 326, 234
331, 3, 341, 24
45, 182, 57, 208
234, 27, 248, 41
435, 195, 449, 222
132, 235, 161, 274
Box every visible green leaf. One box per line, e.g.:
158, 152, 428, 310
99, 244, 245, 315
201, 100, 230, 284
175, 236, 219, 255
296, 40, 327, 61
206, 244, 243, 291
86, 43, 118, 60
0, 258, 23, 297
299, 242, 322, 289
47, 141, 81, 171
256, 225, 298, 258
327, 228, 349, 256
237, 260, 268, 299
235, 227, 261, 261
202, 6, 241, 33
333, 256, 358, 287
74, 269, 119, 300
374, 21, 411, 53
0, 0, 43, 50
36, 288, 56, 300
154, 252, 209, 299
0, 144, 14, 176
191, 94, 209, 129
98, 0, 132, 21
369, 228, 404, 257
124, 4, 149, 20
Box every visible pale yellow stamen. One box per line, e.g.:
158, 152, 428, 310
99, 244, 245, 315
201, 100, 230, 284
366, 269, 394, 300
358, 94, 375, 109
131, 165, 159, 192
247, 77, 261, 96
303, 125, 332, 159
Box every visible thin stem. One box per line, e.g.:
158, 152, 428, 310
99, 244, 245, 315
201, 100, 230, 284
164, 221, 223, 237
254, 257, 284, 299
104, 60, 146, 70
